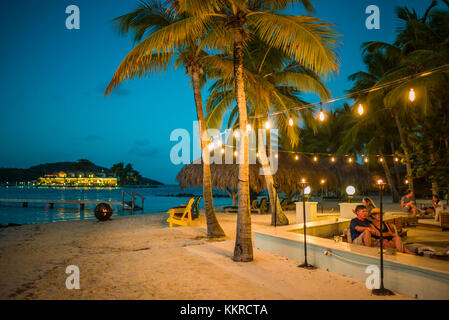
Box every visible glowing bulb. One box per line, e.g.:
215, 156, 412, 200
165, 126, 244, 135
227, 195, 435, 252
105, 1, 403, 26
377, 179, 384, 185
301, 178, 306, 184
318, 109, 325, 122
208, 142, 215, 151
394, 157, 399, 162
320, 179, 325, 184
405, 179, 409, 184
364, 157, 369, 163
247, 124, 252, 131
220, 148, 225, 154
234, 151, 238, 157
274, 154, 278, 159
348, 157, 353, 163
346, 186, 356, 196
379, 157, 384, 162
234, 130, 240, 138
357, 104, 364, 116
265, 121, 271, 130
409, 88, 416, 102
313, 156, 318, 162
256, 152, 260, 158
331, 157, 335, 163
295, 155, 299, 161
304, 186, 311, 195
288, 118, 294, 126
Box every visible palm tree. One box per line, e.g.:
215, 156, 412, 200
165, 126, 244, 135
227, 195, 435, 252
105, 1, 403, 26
206, 39, 331, 226
176, 0, 340, 261
104, 1, 225, 238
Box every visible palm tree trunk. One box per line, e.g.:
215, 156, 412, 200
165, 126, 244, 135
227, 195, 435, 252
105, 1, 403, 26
393, 111, 414, 196
232, 26, 253, 262
257, 119, 289, 225
429, 141, 438, 195
191, 70, 225, 238
379, 150, 400, 203
390, 142, 402, 192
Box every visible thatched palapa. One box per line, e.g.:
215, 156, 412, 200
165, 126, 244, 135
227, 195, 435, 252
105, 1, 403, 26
176, 152, 338, 203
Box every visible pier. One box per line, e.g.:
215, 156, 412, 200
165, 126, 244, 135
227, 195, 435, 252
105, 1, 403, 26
0, 190, 145, 211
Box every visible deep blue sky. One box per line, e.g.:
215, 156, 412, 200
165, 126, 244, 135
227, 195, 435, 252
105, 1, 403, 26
0, 0, 440, 184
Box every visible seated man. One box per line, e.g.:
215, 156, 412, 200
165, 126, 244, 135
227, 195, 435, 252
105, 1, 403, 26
401, 189, 425, 218
350, 205, 374, 246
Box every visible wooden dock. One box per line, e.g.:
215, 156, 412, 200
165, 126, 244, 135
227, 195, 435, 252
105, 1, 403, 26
0, 190, 145, 211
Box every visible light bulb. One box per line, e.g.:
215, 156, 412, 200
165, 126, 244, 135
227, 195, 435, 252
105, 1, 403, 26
379, 157, 384, 162
364, 157, 369, 163
318, 109, 325, 122
331, 157, 335, 162
220, 148, 225, 154
288, 118, 294, 126
234, 151, 238, 157
409, 88, 416, 102
295, 155, 299, 160
320, 179, 325, 184
348, 157, 353, 163
247, 124, 252, 131
394, 157, 399, 162
377, 179, 384, 185
358, 104, 364, 116
265, 121, 271, 130
313, 156, 318, 162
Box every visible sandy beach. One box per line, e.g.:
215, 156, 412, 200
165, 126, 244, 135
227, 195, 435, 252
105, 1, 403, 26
0, 208, 410, 300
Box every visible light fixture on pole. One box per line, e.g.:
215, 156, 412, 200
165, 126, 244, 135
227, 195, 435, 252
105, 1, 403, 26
298, 179, 315, 269
346, 185, 356, 203
320, 179, 326, 214
372, 178, 394, 296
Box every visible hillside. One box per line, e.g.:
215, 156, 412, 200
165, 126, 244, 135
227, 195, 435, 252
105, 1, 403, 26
0, 161, 163, 186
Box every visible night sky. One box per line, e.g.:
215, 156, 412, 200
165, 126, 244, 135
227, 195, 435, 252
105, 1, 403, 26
0, 0, 440, 184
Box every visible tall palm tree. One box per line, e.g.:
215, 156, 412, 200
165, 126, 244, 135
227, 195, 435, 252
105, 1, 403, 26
176, 0, 340, 262
206, 39, 330, 226
104, 1, 225, 238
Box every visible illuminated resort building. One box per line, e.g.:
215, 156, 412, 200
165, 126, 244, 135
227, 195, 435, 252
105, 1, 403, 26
38, 171, 118, 187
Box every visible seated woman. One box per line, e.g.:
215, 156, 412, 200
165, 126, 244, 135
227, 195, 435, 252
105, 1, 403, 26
368, 208, 415, 254
362, 197, 376, 215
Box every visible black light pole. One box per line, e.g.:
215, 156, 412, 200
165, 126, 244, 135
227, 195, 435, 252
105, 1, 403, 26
372, 179, 394, 296
298, 179, 315, 269
273, 181, 280, 227
320, 179, 325, 214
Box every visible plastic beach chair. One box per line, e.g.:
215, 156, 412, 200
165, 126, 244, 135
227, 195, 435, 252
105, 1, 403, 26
166, 197, 196, 227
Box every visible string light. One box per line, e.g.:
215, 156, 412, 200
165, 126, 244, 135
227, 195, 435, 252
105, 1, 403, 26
318, 103, 325, 122
320, 179, 326, 184
377, 178, 385, 185
379, 157, 384, 163
265, 121, 271, 130
357, 104, 364, 116
348, 157, 353, 163
405, 179, 409, 184
313, 156, 318, 162
288, 118, 294, 126
331, 157, 336, 163
295, 155, 299, 160
247, 124, 252, 131
394, 157, 399, 162
409, 88, 416, 102
234, 151, 238, 157
364, 157, 369, 163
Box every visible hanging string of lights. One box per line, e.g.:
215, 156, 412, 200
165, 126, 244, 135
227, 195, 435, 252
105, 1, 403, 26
205, 63, 449, 163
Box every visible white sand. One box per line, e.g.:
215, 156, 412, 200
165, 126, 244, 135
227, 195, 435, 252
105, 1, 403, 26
0, 210, 409, 300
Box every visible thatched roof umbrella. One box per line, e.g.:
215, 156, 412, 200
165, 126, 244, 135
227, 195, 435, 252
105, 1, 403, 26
176, 152, 338, 204
319, 156, 373, 195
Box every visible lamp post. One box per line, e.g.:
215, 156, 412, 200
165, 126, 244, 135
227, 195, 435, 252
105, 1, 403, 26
346, 186, 356, 203
298, 179, 315, 269
372, 178, 395, 296
273, 181, 280, 227
320, 179, 326, 214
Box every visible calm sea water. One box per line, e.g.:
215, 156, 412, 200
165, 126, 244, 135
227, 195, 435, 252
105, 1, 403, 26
0, 185, 232, 225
